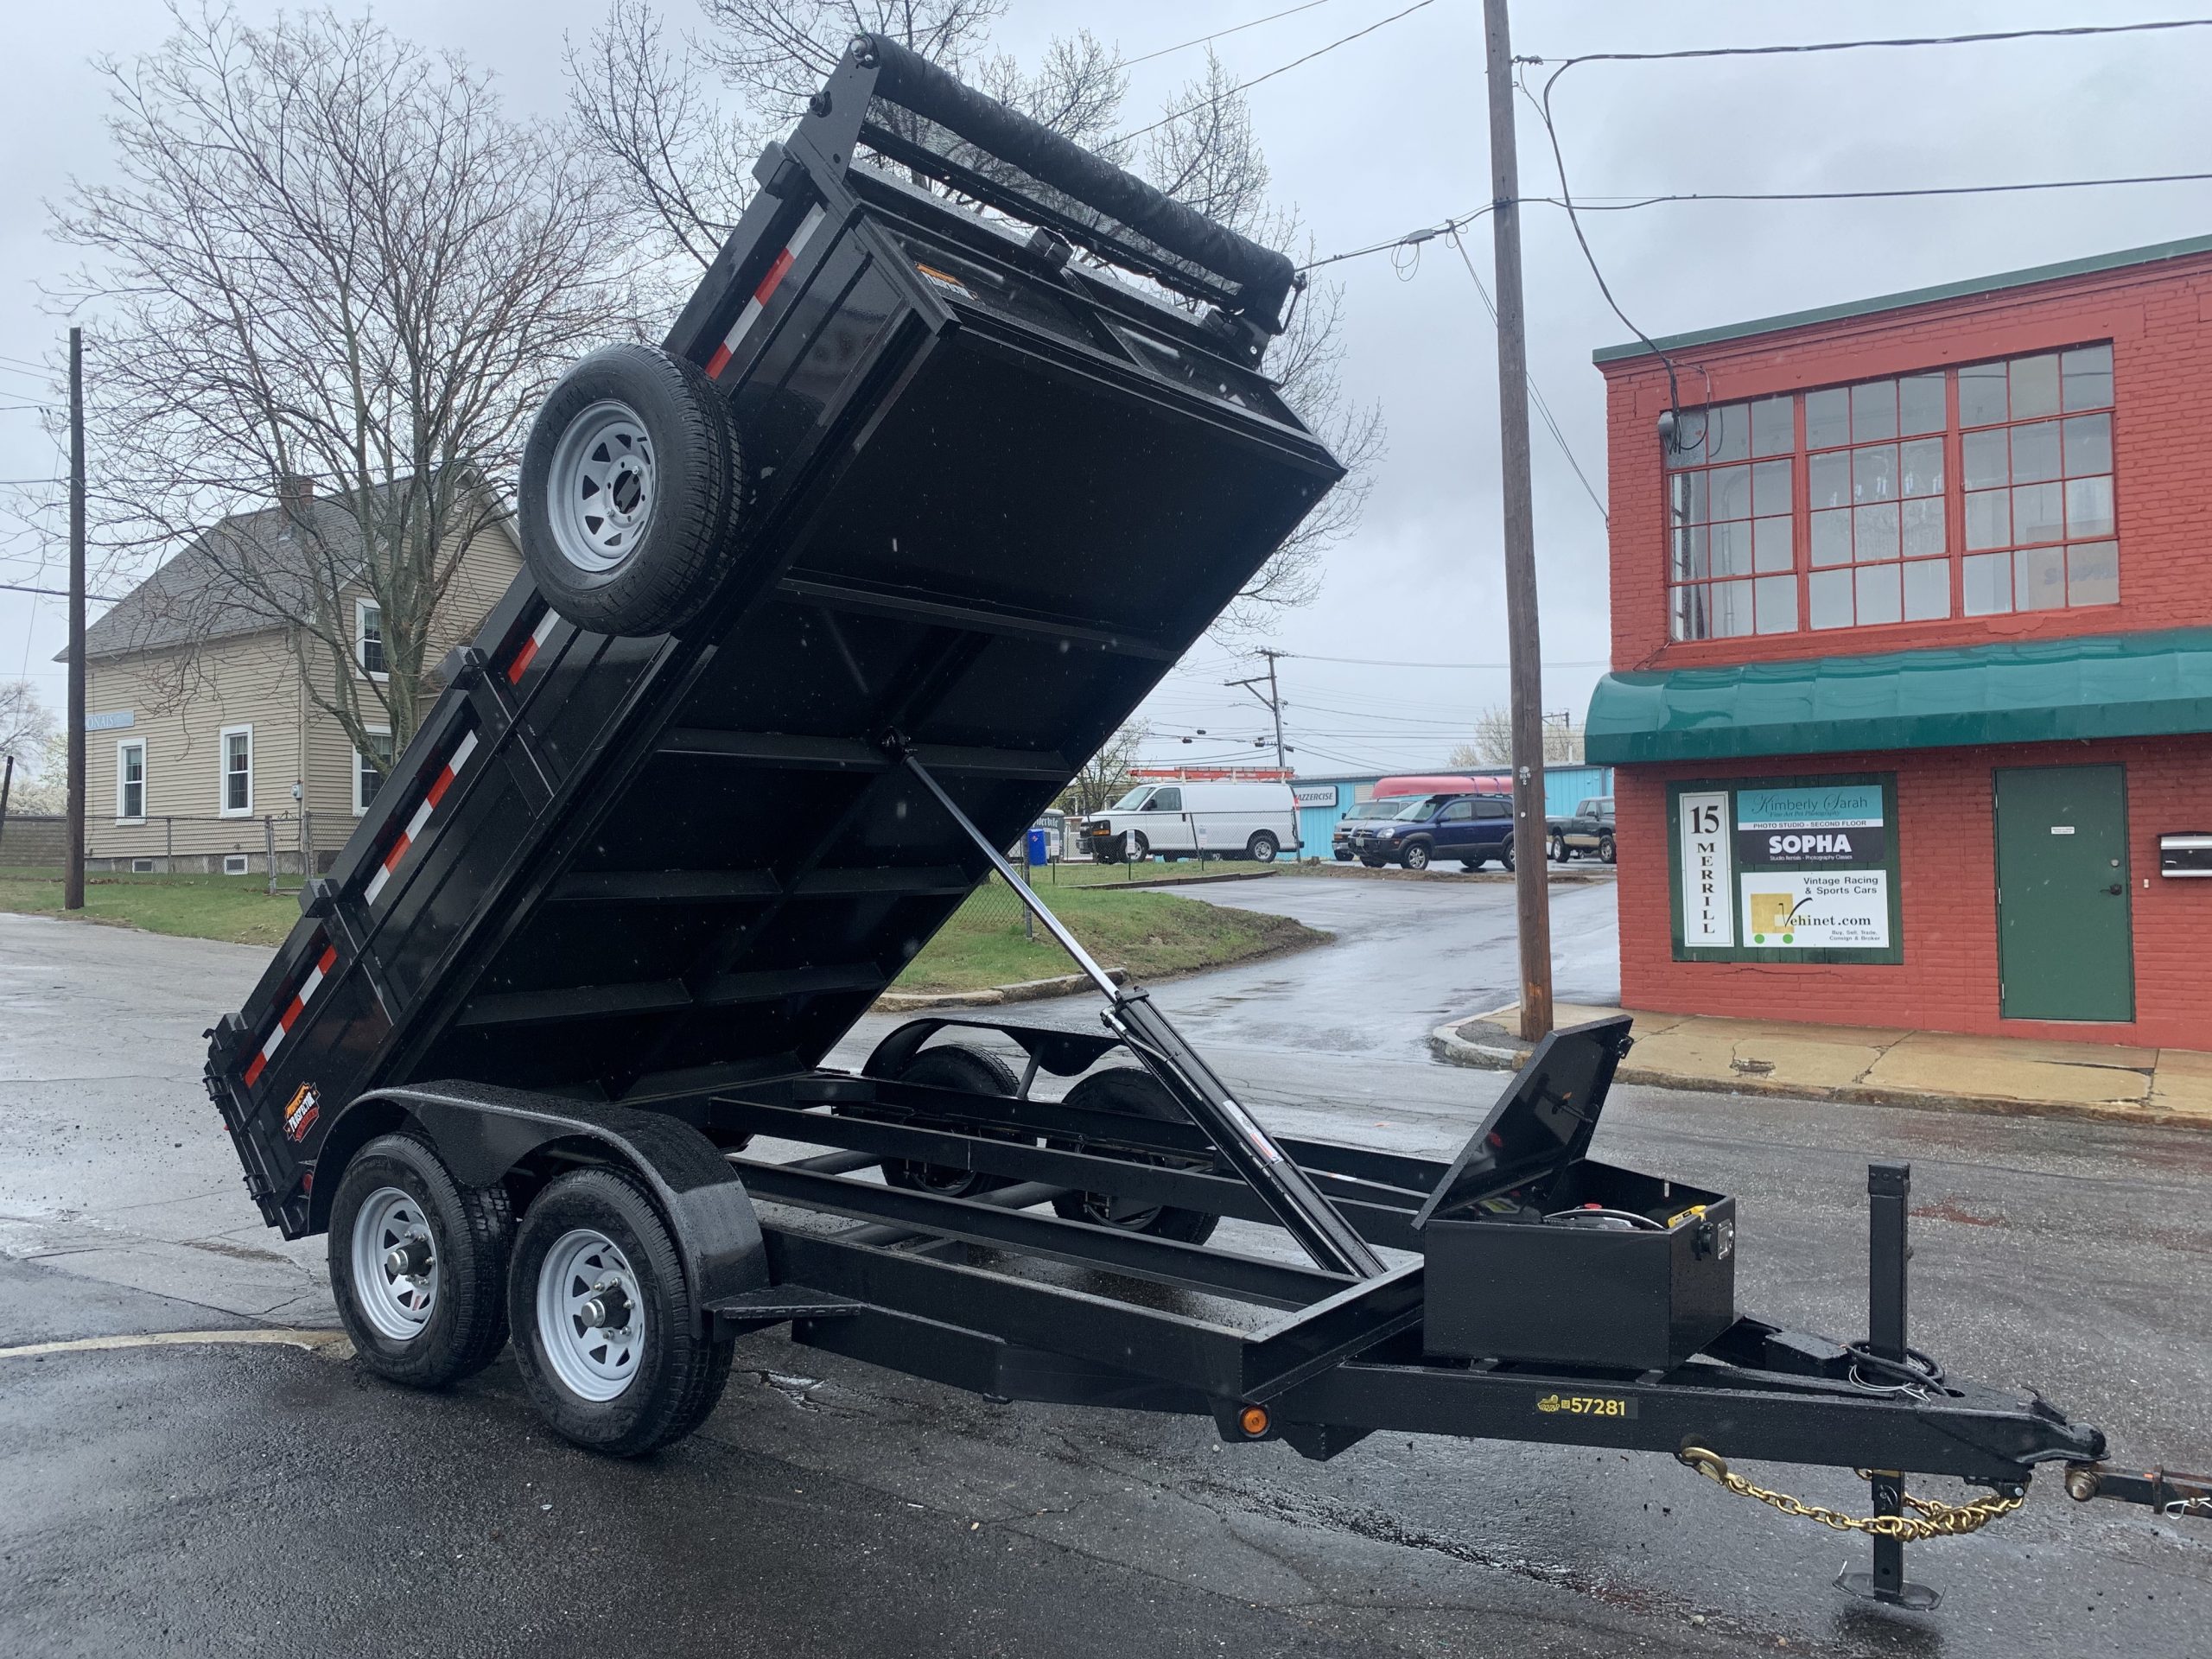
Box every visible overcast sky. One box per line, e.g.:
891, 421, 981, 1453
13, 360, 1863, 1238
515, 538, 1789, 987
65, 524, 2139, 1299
7, 0, 2210, 779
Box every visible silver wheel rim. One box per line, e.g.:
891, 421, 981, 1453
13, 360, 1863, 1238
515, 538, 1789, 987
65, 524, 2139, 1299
547, 400, 657, 574
537, 1228, 645, 1402
350, 1185, 438, 1342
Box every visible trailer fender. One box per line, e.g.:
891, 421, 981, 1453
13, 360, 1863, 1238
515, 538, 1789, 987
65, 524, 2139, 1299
863, 1017, 1125, 1082
315, 1080, 768, 1332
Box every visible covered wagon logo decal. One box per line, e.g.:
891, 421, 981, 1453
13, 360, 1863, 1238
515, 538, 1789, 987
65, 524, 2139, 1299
282, 1082, 321, 1143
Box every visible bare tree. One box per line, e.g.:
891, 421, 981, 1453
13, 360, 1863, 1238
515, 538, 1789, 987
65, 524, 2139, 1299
1452, 709, 1582, 768
1062, 720, 1148, 818
569, 10, 1381, 629
53, 6, 642, 756
0, 681, 65, 813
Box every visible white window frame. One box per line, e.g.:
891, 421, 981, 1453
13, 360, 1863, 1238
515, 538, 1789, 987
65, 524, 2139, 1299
219, 724, 254, 817
355, 598, 387, 680
354, 725, 393, 816
115, 738, 147, 823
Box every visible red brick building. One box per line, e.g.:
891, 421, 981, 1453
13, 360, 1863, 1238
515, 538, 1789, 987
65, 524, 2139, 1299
1586, 236, 2212, 1050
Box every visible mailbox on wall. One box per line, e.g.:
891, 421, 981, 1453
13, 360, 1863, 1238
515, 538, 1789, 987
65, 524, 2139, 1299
2158, 833, 2212, 877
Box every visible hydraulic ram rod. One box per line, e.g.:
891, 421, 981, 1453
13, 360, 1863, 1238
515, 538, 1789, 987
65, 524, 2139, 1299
898, 753, 1386, 1278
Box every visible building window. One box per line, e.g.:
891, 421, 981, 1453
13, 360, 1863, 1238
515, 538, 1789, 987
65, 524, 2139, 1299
1662, 343, 2118, 641
356, 600, 386, 678
219, 725, 253, 816
355, 728, 394, 815
1664, 395, 1796, 639
1958, 346, 2117, 614
116, 740, 146, 822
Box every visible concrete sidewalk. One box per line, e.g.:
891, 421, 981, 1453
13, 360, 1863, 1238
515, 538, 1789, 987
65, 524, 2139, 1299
1433, 1000, 2212, 1125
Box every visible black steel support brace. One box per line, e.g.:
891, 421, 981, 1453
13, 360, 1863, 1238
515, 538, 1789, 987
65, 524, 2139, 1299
897, 751, 1386, 1278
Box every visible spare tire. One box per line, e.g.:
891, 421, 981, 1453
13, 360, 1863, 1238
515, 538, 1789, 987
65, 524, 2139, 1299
518, 344, 744, 637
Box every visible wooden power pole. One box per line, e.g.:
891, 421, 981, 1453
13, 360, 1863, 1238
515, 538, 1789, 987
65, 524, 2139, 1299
66, 327, 86, 912
1482, 0, 1554, 1041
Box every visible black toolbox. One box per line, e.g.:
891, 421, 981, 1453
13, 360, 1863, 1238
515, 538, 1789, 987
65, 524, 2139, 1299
1413, 1017, 1736, 1371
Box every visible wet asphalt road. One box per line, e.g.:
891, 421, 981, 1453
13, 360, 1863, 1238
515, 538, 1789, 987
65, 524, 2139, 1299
3, 895, 2209, 1657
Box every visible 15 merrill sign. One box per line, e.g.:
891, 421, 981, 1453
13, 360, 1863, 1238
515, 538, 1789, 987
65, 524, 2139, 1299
1667, 775, 1903, 964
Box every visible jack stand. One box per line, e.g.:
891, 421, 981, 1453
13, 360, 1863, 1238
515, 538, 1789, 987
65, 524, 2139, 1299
1836, 1160, 1942, 1612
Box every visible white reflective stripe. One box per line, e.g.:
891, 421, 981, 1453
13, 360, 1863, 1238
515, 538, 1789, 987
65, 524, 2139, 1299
364, 863, 392, 904
404, 797, 435, 842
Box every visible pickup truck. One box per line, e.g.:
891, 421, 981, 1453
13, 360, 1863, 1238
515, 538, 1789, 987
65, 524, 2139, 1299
1548, 796, 1615, 864
1348, 792, 1514, 871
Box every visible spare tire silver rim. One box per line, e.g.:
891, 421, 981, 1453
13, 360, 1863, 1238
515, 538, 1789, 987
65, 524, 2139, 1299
352, 1185, 438, 1341
548, 400, 657, 574
538, 1228, 645, 1402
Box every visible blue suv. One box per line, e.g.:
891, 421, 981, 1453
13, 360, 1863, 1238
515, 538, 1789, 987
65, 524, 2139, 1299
1347, 793, 1516, 871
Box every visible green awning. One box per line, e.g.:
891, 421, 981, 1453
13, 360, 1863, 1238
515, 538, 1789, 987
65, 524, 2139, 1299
1586, 626, 2212, 764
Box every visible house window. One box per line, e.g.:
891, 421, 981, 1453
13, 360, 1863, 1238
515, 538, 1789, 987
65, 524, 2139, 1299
1662, 343, 2119, 641
357, 601, 386, 678
116, 740, 146, 822
219, 725, 253, 816
355, 728, 394, 815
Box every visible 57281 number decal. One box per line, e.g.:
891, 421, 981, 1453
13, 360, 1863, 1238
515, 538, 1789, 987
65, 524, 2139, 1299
1535, 1392, 1637, 1419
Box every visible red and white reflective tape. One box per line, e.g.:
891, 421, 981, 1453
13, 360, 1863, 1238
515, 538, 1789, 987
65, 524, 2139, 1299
363, 729, 480, 905
505, 606, 559, 684
242, 941, 339, 1089
704, 206, 826, 378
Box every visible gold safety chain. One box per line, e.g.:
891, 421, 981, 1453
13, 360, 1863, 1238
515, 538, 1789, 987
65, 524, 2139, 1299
1675, 1446, 2025, 1541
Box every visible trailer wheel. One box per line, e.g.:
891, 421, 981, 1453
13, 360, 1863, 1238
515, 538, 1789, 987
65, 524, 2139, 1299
880, 1045, 1023, 1199
327, 1134, 512, 1389
518, 343, 744, 638
509, 1168, 734, 1457
1050, 1069, 1219, 1245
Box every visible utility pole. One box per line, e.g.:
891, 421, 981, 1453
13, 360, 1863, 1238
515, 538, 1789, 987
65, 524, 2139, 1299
1225, 648, 1290, 774
1483, 0, 1553, 1041
66, 327, 86, 912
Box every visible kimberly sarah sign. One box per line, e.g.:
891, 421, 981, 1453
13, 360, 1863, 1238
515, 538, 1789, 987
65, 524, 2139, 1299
1733, 784, 1885, 867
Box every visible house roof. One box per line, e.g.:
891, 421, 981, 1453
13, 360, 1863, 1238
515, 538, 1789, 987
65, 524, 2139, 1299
1592, 231, 2212, 366
62, 480, 509, 664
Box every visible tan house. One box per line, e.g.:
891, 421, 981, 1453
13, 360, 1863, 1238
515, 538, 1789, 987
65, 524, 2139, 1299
71, 485, 520, 874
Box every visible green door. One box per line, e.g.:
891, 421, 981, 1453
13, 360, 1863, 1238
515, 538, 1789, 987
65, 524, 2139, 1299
1993, 765, 2133, 1021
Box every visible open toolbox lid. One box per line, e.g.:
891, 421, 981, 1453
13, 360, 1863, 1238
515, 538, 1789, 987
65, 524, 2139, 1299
1409, 1016, 1637, 1231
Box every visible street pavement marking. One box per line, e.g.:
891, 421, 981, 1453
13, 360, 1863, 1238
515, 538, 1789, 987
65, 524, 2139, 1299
0, 1328, 353, 1360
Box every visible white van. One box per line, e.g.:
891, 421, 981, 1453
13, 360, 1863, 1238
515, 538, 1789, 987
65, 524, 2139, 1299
1083, 780, 1301, 863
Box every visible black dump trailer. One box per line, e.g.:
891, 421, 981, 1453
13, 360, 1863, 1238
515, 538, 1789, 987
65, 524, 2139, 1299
206, 35, 2203, 1611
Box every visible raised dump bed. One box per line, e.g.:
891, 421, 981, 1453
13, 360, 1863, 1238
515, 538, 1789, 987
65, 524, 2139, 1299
202, 35, 2200, 1617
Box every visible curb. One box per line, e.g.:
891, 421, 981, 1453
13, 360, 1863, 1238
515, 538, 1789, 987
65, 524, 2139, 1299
1084, 869, 1282, 891
1427, 1014, 2211, 1130
878, 968, 1128, 1013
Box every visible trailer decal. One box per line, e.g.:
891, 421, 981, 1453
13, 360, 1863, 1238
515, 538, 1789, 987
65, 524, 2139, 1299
705, 205, 827, 378
363, 728, 481, 904
241, 941, 339, 1088
505, 607, 560, 684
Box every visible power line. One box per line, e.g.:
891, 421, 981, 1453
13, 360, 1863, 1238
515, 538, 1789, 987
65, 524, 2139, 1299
0, 582, 122, 602
1539, 173, 2212, 209
1122, 0, 1344, 67
1283, 652, 1609, 667
1444, 225, 1607, 524
1519, 18, 2212, 84
1121, 0, 1440, 142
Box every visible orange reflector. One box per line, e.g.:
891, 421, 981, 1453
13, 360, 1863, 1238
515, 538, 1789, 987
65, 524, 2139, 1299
1238, 1405, 1270, 1437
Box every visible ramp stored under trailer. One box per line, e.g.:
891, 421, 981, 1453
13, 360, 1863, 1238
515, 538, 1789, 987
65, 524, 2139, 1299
206, 35, 2202, 1614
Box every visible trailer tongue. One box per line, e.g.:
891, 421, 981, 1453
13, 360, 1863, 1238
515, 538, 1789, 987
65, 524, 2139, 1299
205, 32, 2202, 1612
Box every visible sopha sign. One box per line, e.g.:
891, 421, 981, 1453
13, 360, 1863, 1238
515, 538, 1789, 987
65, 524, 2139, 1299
1669, 774, 1900, 964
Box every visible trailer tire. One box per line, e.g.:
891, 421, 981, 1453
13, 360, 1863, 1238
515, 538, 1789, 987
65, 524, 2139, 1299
509, 1167, 734, 1457
1050, 1069, 1219, 1245
328, 1134, 512, 1389
880, 1045, 1024, 1198
519, 343, 745, 638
